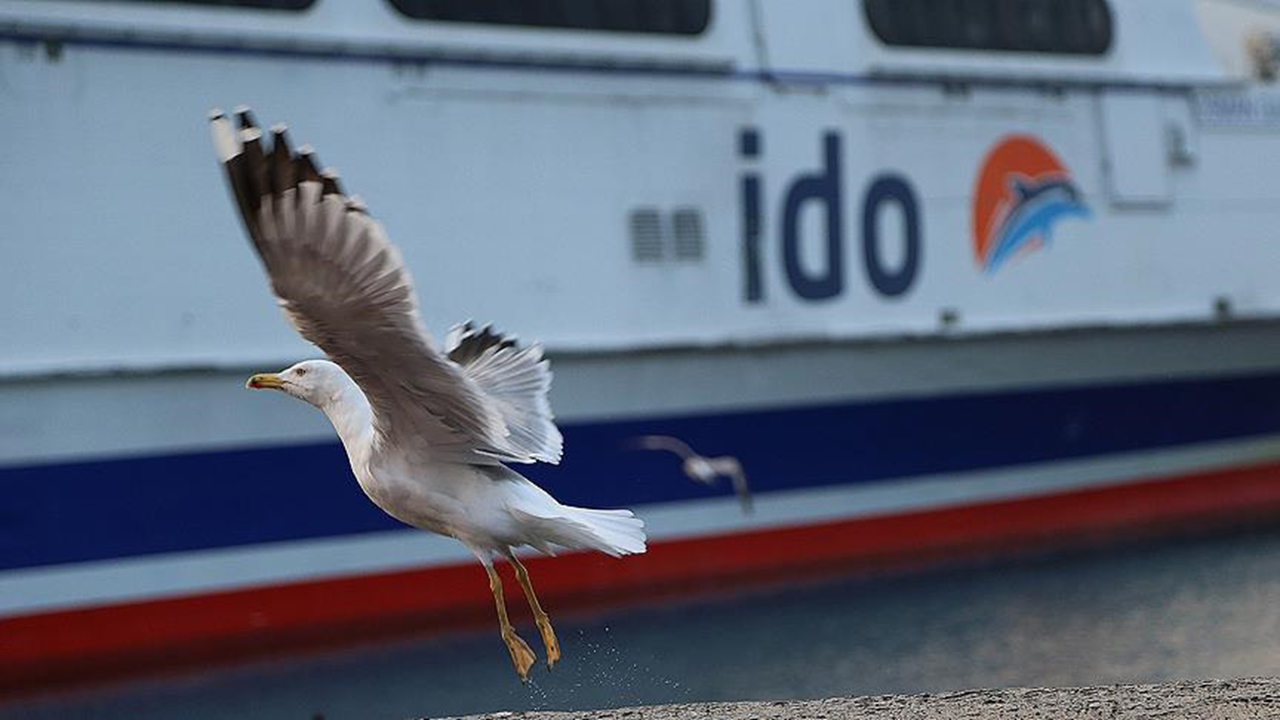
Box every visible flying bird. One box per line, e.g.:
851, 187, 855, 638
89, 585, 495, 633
209, 107, 645, 680
630, 435, 753, 514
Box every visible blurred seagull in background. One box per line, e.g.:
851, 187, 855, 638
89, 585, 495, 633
209, 106, 645, 681
631, 435, 753, 514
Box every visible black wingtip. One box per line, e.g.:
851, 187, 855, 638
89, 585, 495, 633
345, 195, 369, 215
294, 144, 323, 183
236, 125, 267, 205
234, 105, 258, 130
320, 167, 343, 196
267, 124, 296, 195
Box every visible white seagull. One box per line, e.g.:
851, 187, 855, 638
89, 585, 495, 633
209, 107, 645, 680
631, 435, 753, 514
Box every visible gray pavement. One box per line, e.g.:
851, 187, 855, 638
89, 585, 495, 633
444, 678, 1280, 719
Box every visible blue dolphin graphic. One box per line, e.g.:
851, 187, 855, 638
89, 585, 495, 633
986, 174, 1090, 271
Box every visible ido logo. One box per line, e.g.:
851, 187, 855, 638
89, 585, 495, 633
738, 129, 922, 303
972, 135, 1089, 273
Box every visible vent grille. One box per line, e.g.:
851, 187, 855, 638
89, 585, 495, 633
672, 208, 704, 260
630, 208, 665, 262
628, 206, 705, 264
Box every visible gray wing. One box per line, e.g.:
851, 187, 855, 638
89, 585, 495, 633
631, 435, 697, 459
445, 322, 563, 464
717, 460, 754, 515
210, 107, 554, 465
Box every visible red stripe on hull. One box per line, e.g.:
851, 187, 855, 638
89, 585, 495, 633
6, 460, 1280, 695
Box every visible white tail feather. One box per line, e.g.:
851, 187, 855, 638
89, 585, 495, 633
503, 473, 646, 556
564, 506, 647, 556
509, 503, 646, 557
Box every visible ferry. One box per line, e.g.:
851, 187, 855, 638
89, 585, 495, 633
5, 0, 1280, 692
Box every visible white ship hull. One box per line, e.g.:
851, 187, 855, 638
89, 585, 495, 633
3, 0, 1280, 691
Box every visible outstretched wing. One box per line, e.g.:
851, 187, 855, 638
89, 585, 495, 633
629, 435, 696, 459
446, 322, 563, 464
717, 459, 754, 515
210, 106, 551, 465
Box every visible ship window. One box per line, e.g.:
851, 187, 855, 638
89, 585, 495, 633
389, 0, 712, 36
864, 0, 1112, 55
74, 0, 314, 8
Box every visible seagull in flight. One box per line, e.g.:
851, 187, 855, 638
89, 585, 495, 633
209, 107, 645, 680
631, 436, 753, 514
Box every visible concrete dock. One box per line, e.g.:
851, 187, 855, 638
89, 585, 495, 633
446, 678, 1280, 719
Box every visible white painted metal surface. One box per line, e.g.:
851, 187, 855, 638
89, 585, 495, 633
3, 0, 1280, 637
0, 1, 1275, 379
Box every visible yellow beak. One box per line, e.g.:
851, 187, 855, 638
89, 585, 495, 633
246, 373, 284, 390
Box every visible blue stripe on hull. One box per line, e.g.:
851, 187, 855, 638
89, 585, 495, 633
5, 372, 1280, 572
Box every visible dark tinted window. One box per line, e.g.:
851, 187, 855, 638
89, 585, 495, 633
81, 0, 313, 8
864, 0, 1112, 55
390, 0, 711, 36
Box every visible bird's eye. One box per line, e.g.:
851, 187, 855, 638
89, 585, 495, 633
294, 368, 307, 377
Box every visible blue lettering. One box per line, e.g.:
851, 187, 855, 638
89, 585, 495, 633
862, 174, 921, 298
739, 130, 922, 303
740, 128, 765, 303
781, 132, 843, 301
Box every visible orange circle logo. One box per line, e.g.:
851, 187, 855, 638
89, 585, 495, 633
972, 135, 1089, 272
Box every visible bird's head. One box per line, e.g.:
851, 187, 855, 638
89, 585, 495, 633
246, 359, 348, 407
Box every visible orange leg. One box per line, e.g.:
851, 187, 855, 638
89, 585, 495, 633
484, 562, 536, 680
508, 553, 561, 668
